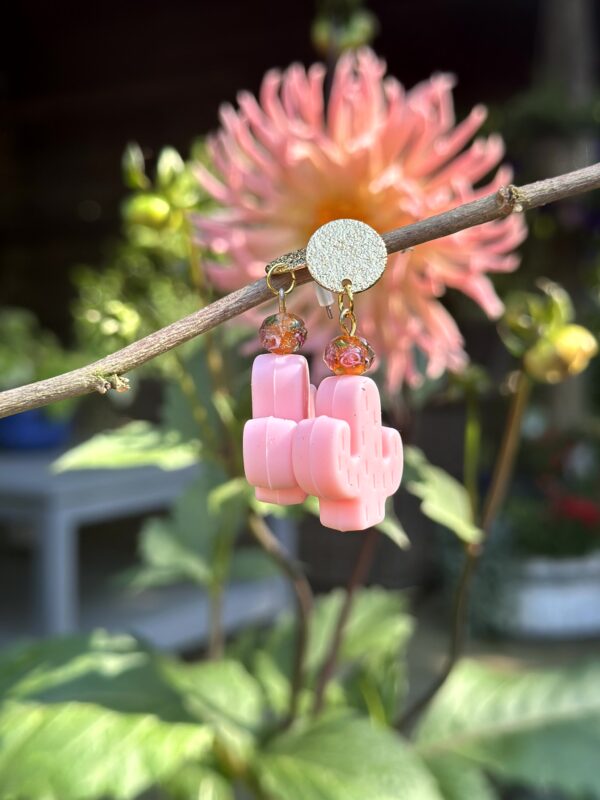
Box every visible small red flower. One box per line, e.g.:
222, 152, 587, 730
553, 494, 600, 528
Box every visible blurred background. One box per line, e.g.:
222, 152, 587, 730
1, 3, 600, 797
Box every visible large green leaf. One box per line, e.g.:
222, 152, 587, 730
0, 633, 213, 799
256, 714, 444, 800
164, 658, 264, 763
426, 755, 497, 800
403, 447, 482, 544
416, 658, 600, 796
0, 701, 211, 800
53, 421, 199, 472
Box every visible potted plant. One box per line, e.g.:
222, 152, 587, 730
0, 308, 82, 449
475, 423, 600, 638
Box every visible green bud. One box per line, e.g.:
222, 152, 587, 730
524, 324, 598, 383
122, 194, 171, 228
156, 147, 185, 189
499, 279, 574, 357
122, 143, 150, 190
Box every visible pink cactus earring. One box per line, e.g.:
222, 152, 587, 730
243, 220, 403, 531
243, 264, 314, 505
294, 220, 403, 531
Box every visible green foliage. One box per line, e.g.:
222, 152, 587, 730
0, 633, 213, 800
416, 658, 600, 797
0, 307, 83, 419
239, 588, 413, 722
164, 765, 234, 800
425, 756, 498, 800
131, 472, 252, 591
403, 447, 483, 544
53, 421, 200, 472
256, 714, 443, 800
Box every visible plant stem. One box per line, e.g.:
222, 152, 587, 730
248, 513, 313, 726
207, 584, 224, 659
313, 528, 379, 715
399, 368, 532, 732
463, 392, 481, 520
398, 547, 478, 731
481, 370, 532, 534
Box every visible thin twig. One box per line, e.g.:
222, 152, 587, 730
398, 369, 532, 731
313, 528, 379, 715
207, 585, 224, 660
2, 163, 600, 419
480, 371, 532, 533
398, 548, 478, 731
247, 514, 313, 726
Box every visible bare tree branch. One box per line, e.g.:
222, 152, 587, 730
2, 162, 599, 419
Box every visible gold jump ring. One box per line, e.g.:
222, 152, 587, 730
266, 263, 296, 296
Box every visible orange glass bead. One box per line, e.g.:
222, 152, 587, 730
259, 312, 307, 354
323, 334, 375, 375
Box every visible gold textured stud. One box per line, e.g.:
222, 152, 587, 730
306, 219, 388, 294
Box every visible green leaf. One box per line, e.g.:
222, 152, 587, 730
165, 659, 264, 761
229, 548, 280, 582
256, 714, 444, 800
403, 447, 482, 544
426, 755, 497, 800
132, 467, 246, 589
162, 351, 224, 442
416, 658, 600, 796
265, 588, 411, 679
0, 633, 213, 800
374, 499, 410, 549
254, 588, 413, 719
53, 421, 199, 472
163, 765, 234, 800
0, 702, 211, 800
135, 517, 212, 587
207, 477, 251, 544
122, 142, 149, 190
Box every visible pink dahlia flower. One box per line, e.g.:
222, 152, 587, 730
193, 48, 526, 389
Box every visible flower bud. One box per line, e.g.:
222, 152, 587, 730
524, 324, 598, 383
122, 194, 171, 228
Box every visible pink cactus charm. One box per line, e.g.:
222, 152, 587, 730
243, 354, 315, 505
243, 354, 403, 531
293, 376, 403, 531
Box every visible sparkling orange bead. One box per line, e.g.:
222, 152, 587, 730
323, 334, 375, 375
259, 312, 307, 354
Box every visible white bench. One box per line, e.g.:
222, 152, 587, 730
0, 451, 294, 649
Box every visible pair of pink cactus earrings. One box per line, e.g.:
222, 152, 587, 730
243, 219, 403, 532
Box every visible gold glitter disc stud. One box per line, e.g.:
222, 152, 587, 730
306, 219, 388, 294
